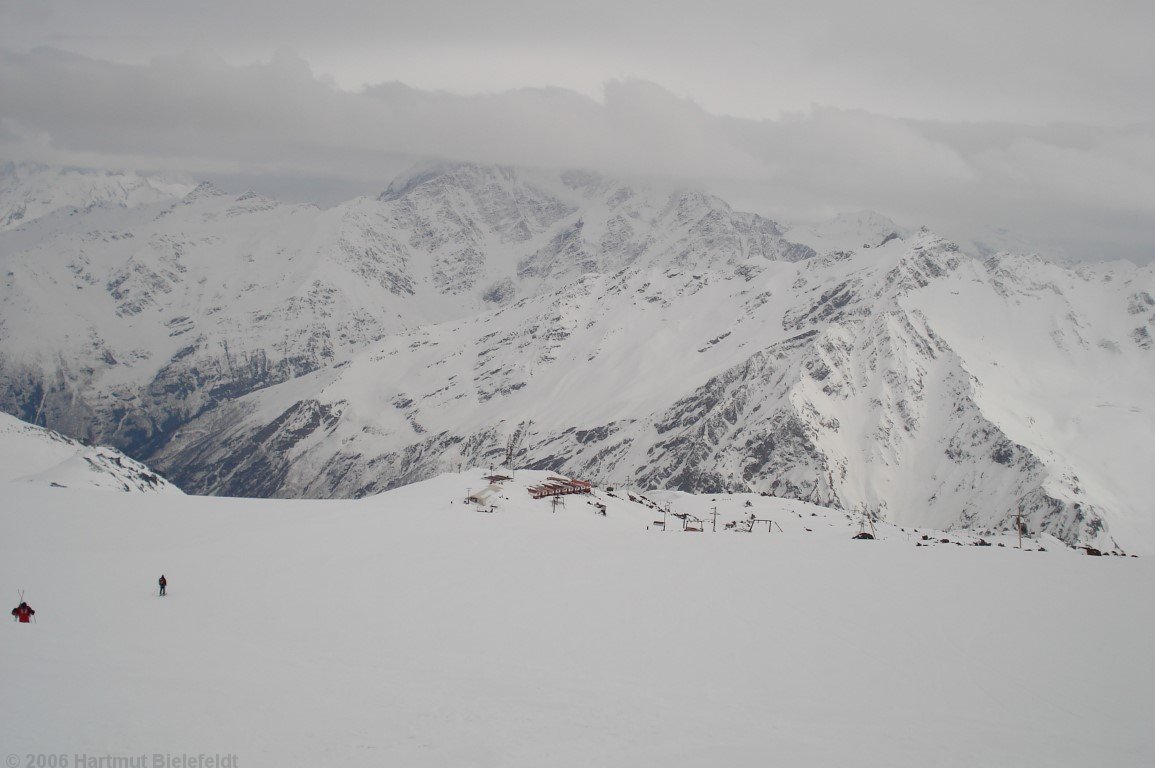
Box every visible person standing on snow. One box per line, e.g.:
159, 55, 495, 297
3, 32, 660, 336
11, 601, 35, 623
158, 575, 167, 597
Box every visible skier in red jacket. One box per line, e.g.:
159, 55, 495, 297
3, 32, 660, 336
11, 601, 35, 623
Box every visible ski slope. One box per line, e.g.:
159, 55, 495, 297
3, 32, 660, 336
2, 469, 1151, 767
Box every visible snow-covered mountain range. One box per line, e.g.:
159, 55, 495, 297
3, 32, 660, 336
0, 161, 1151, 550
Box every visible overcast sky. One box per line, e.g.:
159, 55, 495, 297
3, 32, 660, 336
1, 0, 1153, 260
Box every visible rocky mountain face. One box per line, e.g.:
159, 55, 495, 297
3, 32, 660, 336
1, 162, 1152, 550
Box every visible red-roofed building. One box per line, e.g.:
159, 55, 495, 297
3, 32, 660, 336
527, 476, 593, 499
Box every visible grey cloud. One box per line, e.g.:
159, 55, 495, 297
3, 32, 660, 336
4, 1, 1154, 125
0, 47, 1152, 261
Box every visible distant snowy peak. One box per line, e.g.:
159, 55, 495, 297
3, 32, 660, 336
0, 162, 194, 231
377, 160, 507, 201
784, 210, 909, 253
0, 413, 181, 494
178, 180, 228, 201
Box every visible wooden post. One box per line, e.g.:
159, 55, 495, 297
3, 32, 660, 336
711, 506, 718, 533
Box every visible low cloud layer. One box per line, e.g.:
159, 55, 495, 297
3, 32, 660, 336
5, 1, 1155, 126
1, 47, 1153, 262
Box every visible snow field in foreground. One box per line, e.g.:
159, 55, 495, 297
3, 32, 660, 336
1, 471, 1152, 768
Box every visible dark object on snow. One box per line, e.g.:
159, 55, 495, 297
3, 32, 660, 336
939, 539, 950, 544
159, 574, 168, 596
852, 532, 874, 540
1081, 547, 1102, 557
11, 602, 35, 623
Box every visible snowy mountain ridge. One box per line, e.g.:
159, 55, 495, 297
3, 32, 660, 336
0, 161, 1152, 550
0, 411, 180, 493
0, 162, 194, 231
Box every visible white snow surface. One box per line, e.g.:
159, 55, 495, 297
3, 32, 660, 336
1, 468, 1151, 767
0, 412, 180, 493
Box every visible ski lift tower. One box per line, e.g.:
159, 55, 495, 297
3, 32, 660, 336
1005, 509, 1027, 549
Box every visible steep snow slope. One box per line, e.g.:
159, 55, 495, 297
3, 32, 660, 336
1, 473, 1150, 767
906, 254, 1155, 551
0, 411, 180, 493
0, 162, 193, 231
